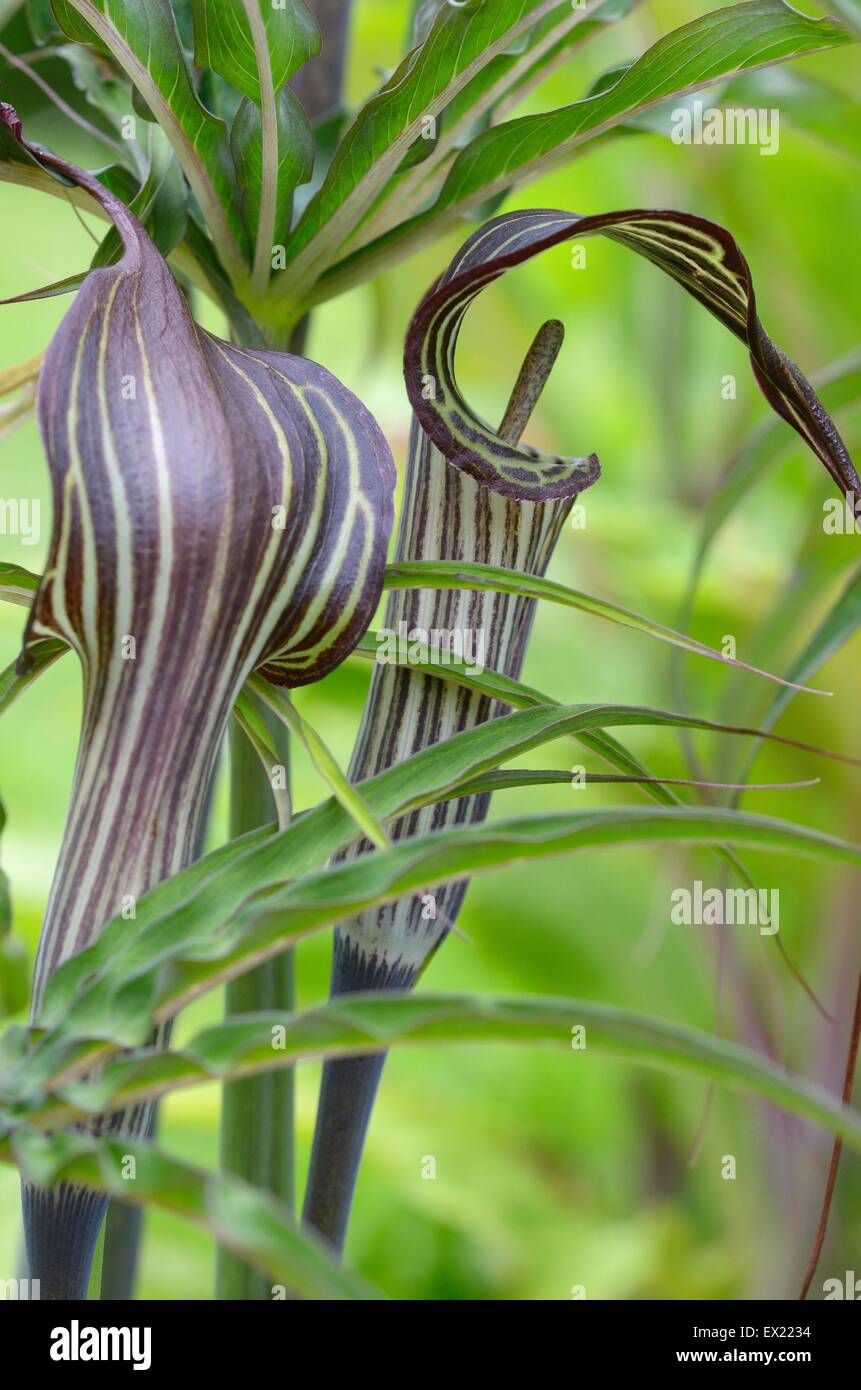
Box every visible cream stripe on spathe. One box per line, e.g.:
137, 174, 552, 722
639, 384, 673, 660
4, 124, 395, 1100
405, 206, 858, 502
334, 420, 572, 986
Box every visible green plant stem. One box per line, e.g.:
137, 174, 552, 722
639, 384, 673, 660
215, 9, 352, 1285
242, 0, 278, 298
215, 715, 293, 1300
99, 1201, 141, 1300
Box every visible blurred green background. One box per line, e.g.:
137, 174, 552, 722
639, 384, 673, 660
1, 0, 860, 1299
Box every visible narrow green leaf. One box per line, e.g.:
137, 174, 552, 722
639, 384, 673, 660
278, 0, 587, 301
0, 640, 65, 717
230, 86, 313, 258
492, 0, 642, 121
0, 798, 28, 1019
91, 125, 188, 264
232, 692, 291, 831
382, 559, 829, 694
423, 1, 853, 236
350, 633, 813, 954
315, 1, 854, 297
22, 992, 861, 1154
351, 631, 551, 711
55, 0, 248, 279
0, 562, 41, 607
156, 804, 861, 1039
10, 798, 861, 1099
26, 0, 59, 43
734, 563, 861, 789
442, 769, 817, 798
0, 694, 836, 1104
697, 349, 861, 574
623, 67, 861, 160
357, 0, 641, 248
1, 271, 86, 303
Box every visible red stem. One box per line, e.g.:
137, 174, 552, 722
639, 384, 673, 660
799, 963, 861, 1299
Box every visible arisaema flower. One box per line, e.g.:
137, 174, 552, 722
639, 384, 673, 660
2, 104, 395, 1298
303, 206, 859, 1252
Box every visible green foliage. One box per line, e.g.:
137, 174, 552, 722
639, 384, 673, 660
191, 0, 319, 103
10, 992, 861, 1152
0, 0, 859, 1301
